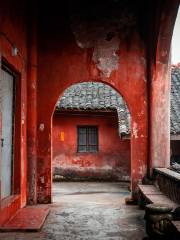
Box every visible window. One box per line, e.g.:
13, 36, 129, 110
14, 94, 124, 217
77, 126, 98, 153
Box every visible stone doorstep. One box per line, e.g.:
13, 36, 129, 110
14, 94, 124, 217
0, 206, 50, 232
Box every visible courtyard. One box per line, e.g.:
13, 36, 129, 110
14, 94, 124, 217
0, 182, 146, 240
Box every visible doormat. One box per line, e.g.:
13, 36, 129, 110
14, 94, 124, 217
0, 206, 49, 232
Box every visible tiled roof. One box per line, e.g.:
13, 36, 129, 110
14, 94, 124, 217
57, 82, 130, 135
171, 67, 180, 135
57, 68, 180, 135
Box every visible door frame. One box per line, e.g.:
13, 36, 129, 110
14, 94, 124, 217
0, 60, 21, 199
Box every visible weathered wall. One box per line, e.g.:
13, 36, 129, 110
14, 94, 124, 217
0, 0, 178, 225
53, 111, 131, 181
35, 0, 179, 203
37, 0, 148, 203
148, 0, 179, 174
0, 0, 28, 225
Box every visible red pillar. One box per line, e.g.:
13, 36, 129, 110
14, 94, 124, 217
149, 0, 179, 173
150, 63, 171, 170
27, 13, 37, 205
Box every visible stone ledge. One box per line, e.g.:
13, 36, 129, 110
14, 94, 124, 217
155, 168, 180, 182
138, 184, 178, 209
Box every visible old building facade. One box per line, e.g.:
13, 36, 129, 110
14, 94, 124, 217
52, 68, 180, 181
0, 0, 179, 226
53, 82, 131, 181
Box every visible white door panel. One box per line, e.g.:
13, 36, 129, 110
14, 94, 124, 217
0, 69, 14, 199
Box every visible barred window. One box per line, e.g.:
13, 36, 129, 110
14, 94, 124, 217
77, 126, 98, 153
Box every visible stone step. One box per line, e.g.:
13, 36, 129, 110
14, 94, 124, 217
0, 206, 49, 232
138, 184, 180, 235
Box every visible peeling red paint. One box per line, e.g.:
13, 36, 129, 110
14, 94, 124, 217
0, 0, 179, 225
37, 28, 148, 202
0, 0, 28, 225
148, 0, 179, 175
52, 111, 131, 181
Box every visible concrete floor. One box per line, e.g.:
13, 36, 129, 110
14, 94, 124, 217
0, 182, 147, 240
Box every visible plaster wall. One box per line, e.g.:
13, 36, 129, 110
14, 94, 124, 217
37, 1, 148, 203
0, 0, 178, 225
0, 0, 28, 225
53, 112, 131, 181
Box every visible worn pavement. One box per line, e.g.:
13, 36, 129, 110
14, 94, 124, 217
0, 182, 147, 240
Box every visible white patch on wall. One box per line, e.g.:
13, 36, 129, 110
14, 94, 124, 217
92, 37, 120, 77
39, 123, 45, 131
71, 5, 136, 77
132, 122, 138, 138
40, 176, 45, 184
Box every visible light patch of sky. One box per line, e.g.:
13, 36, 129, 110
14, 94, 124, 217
172, 6, 180, 64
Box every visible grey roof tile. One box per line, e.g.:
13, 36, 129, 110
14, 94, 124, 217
57, 82, 130, 135
57, 68, 180, 135
171, 67, 180, 134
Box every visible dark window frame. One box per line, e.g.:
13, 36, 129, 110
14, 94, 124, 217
77, 126, 99, 153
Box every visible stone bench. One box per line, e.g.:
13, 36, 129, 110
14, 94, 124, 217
138, 184, 180, 235
154, 168, 180, 204
138, 184, 179, 209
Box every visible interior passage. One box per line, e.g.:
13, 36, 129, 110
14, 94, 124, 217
0, 182, 146, 240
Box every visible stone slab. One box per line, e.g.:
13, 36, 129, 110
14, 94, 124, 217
138, 185, 164, 195
138, 184, 179, 209
0, 206, 49, 232
155, 168, 180, 182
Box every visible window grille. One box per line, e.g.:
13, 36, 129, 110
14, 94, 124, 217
77, 126, 98, 153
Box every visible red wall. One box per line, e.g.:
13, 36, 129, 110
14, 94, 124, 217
0, 0, 177, 212
148, 0, 179, 173
0, 0, 28, 225
53, 111, 131, 181
37, 4, 148, 202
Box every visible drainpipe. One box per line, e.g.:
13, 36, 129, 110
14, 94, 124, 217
27, 8, 37, 205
